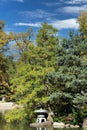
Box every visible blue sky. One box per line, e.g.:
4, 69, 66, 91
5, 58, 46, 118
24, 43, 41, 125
0, 0, 87, 38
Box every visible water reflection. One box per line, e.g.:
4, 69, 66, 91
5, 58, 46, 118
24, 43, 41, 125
0, 113, 83, 130
36, 126, 53, 130
36, 127, 46, 130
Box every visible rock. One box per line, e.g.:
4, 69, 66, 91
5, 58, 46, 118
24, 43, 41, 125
30, 121, 52, 127
70, 124, 79, 128
83, 118, 87, 128
74, 125, 80, 128
47, 113, 53, 123
53, 122, 65, 128
65, 123, 70, 128
53, 122, 79, 128
43, 121, 52, 126
64, 114, 73, 122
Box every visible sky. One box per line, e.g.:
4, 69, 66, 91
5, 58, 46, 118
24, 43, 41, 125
0, 0, 87, 38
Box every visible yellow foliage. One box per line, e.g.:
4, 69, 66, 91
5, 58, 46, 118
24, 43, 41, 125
78, 11, 87, 39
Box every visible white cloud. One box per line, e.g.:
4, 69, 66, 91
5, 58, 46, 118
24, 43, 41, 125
44, 2, 60, 7
51, 19, 79, 30
14, 0, 24, 2
20, 9, 55, 20
14, 19, 79, 30
44, 0, 87, 6
62, 0, 87, 4
62, 5, 87, 14
71, 0, 87, 4
15, 22, 41, 27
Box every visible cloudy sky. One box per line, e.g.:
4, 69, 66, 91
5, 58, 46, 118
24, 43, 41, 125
0, 0, 87, 37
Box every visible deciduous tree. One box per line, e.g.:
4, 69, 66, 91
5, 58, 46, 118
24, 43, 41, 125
77, 11, 87, 39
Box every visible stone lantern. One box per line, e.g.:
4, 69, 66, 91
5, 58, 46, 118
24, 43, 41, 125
35, 108, 48, 123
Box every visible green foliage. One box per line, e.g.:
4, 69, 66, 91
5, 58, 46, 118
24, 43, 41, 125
10, 28, 33, 57
0, 20, 5, 30
46, 33, 87, 125
77, 11, 87, 39
4, 23, 58, 123
36, 22, 58, 47
1, 17, 87, 126
4, 108, 27, 123
0, 21, 15, 100
0, 21, 11, 49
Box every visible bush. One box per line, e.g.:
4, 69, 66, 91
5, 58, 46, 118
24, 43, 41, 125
4, 108, 27, 123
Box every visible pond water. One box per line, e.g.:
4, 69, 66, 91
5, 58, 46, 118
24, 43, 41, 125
0, 123, 83, 130
0, 113, 83, 130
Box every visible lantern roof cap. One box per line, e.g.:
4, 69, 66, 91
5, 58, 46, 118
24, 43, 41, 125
35, 108, 48, 113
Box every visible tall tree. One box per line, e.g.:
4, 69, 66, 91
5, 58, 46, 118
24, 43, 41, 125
4, 23, 59, 123
77, 11, 87, 39
46, 33, 87, 126
36, 22, 58, 67
0, 20, 5, 30
0, 21, 13, 100
10, 28, 33, 59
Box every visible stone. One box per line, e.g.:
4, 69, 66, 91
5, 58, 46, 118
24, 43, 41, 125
83, 118, 87, 128
53, 122, 65, 128
65, 123, 70, 128
47, 113, 53, 124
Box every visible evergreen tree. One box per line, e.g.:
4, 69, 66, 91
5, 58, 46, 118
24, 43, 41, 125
46, 32, 87, 125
